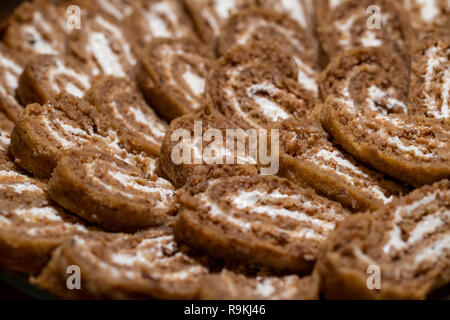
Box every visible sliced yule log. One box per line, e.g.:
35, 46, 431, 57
198, 269, 319, 300
67, 12, 137, 78
400, 0, 450, 37
181, 0, 258, 45
10, 94, 113, 179
319, 47, 450, 186
316, 0, 415, 64
48, 149, 177, 232
125, 0, 196, 51
218, 9, 320, 98
160, 113, 259, 188
85, 76, 167, 157
205, 42, 318, 129
0, 1, 69, 56
17, 54, 93, 106
0, 44, 25, 123
317, 180, 450, 300
175, 172, 349, 273
134, 38, 214, 121
0, 166, 92, 274
33, 227, 319, 299
409, 33, 450, 119
258, 0, 315, 34
278, 119, 406, 212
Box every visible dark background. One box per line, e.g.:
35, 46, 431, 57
0, 0, 23, 22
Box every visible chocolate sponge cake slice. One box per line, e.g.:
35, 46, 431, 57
409, 33, 450, 119
48, 150, 176, 232
67, 13, 137, 78
126, 0, 196, 51
10, 94, 111, 178
182, 0, 258, 45
34, 227, 319, 299
258, 0, 315, 33
278, 119, 406, 212
85, 76, 167, 157
205, 42, 317, 129
17, 54, 92, 106
135, 38, 214, 121
160, 113, 258, 188
0, 167, 91, 274
176, 175, 349, 273
218, 9, 319, 97
1, 1, 67, 56
317, 0, 415, 63
319, 47, 450, 186
317, 180, 450, 299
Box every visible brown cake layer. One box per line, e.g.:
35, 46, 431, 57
10, 94, 112, 178
317, 180, 450, 299
48, 150, 176, 232
134, 38, 214, 121
206, 42, 317, 129
160, 113, 258, 188
278, 119, 406, 212
409, 32, 450, 119
0, 166, 91, 274
182, 0, 258, 45
34, 227, 318, 299
67, 12, 137, 78
258, 0, 315, 33
126, 0, 196, 53
317, 0, 415, 64
218, 9, 319, 97
176, 175, 349, 273
85, 76, 167, 156
319, 47, 450, 186
17, 54, 92, 106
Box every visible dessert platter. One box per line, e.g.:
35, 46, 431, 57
0, 0, 448, 300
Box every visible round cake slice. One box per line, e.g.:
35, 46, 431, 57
160, 113, 259, 188
278, 119, 406, 212
48, 150, 176, 232
258, 0, 315, 33
176, 175, 349, 273
34, 227, 319, 299
85, 76, 167, 157
199, 269, 319, 300
0, 1, 67, 56
126, 0, 196, 51
182, 0, 258, 45
317, 180, 450, 300
134, 38, 214, 121
0, 44, 25, 123
316, 0, 415, 63
67, 13, 137, 78
218, 9, 319, 97
0, 168, 91, 274
409, 33, 450, 119
17, 54, 92, 106
401, 0, 450, 37
205, 43, 317, 129
10, 94, 110, 178
319, 47, 450, 186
